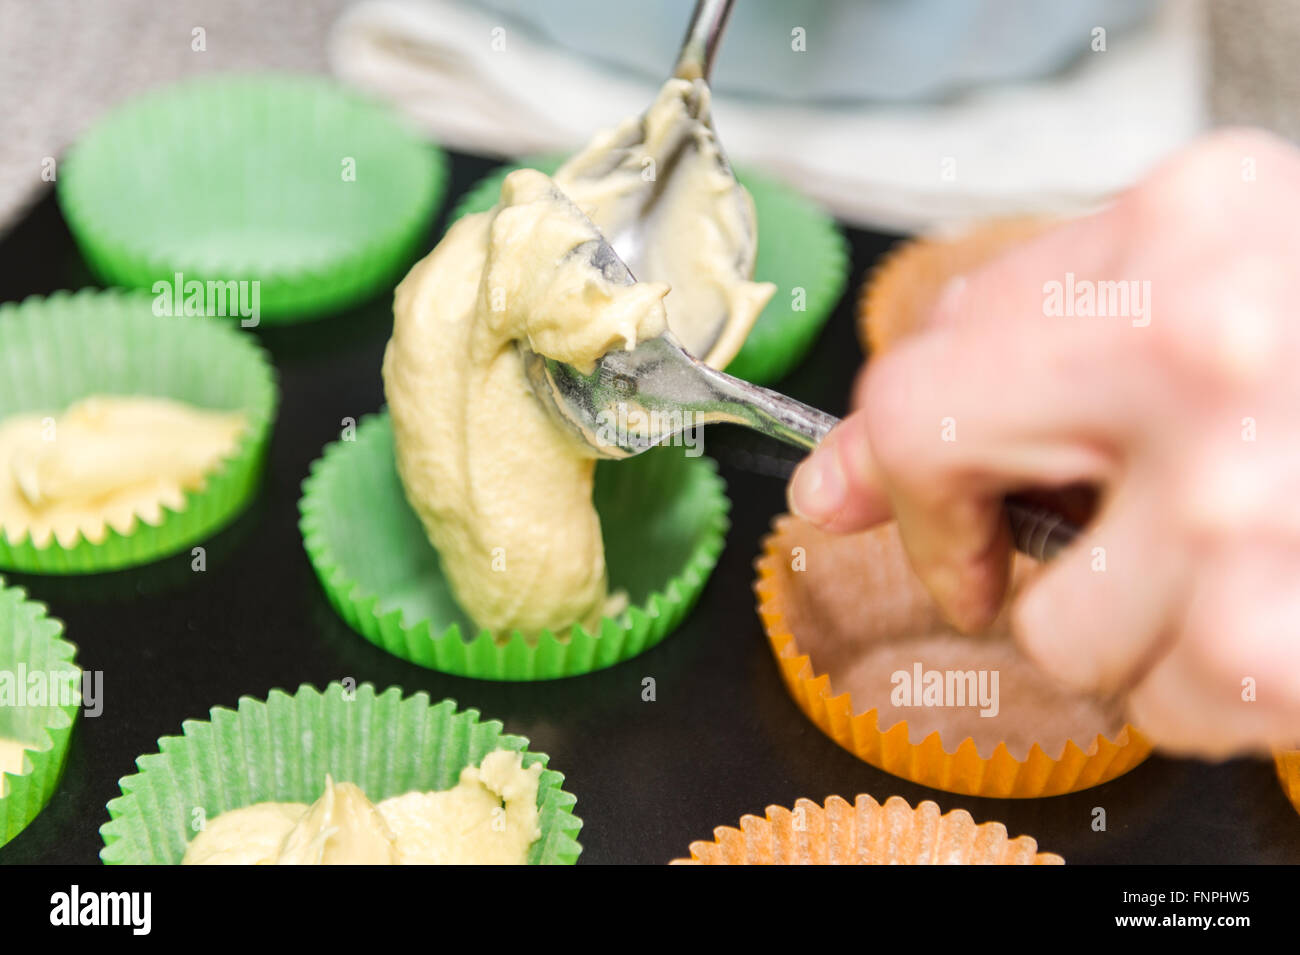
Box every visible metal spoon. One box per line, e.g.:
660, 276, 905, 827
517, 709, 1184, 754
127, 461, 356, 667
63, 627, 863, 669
524, 1, 1079, 560
553, 0, 750, 360
522, 233, 1079, 561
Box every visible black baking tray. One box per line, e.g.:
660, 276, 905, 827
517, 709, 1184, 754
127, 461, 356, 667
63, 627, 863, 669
0, 150, 1296, 866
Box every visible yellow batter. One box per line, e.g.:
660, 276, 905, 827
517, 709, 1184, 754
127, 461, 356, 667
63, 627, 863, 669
182, 749, 542, 865
0, 396, 246, 548
0, 737, 30, 797
554, 77, 775, 365
385, 169, 670, 638
385, 79, 770, 638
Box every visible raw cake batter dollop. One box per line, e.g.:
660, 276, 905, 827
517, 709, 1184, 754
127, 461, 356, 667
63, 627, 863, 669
384, 78, 770, 637
552, 77, 775, 365
0, 396, 246, 548
182, 749, 542, 865
0, 737, 30, 797
385, 169, 669, 637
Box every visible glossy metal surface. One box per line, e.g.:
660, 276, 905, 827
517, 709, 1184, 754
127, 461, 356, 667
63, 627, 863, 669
524, 232, 1078, 561
559, 0, 748, 360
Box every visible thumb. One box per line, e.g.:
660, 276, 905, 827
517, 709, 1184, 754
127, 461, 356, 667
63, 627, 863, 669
787, 411, 891, 533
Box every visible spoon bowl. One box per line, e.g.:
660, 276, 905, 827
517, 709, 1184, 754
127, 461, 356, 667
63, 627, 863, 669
554, 0, 756, 361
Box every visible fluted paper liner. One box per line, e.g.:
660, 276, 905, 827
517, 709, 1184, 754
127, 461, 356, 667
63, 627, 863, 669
672, 794, 1062, 864
0, 578, 81, 847
452, 157, 848, 384
1276, 750, 1300, 816
858, 218, 1052, 355
59, 73, 448, 323
299, 413, 729, 680
100, 682, 582, 864
0, 289, 278, 574
755, 515, 1151, 797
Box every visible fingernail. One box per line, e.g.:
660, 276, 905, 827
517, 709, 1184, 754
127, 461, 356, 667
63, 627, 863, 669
788, 450, 846, 524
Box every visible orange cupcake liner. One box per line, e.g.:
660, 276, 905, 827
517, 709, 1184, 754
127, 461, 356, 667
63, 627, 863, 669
672, 793, 1062, 865
755, 516, 1152, 798
857, 217, 1052, 356
1275, 750, 1300, 816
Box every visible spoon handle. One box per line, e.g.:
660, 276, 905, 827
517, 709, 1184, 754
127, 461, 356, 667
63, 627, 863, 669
672, 0, 736, 82
700, 367, 1079, 561
1005, 499, 1078, 562
713, 378, 838, 451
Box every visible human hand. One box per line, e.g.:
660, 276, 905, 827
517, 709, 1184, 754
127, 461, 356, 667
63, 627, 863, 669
790, 130, 1300, 758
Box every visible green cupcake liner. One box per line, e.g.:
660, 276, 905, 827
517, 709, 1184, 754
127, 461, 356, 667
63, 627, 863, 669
59, 73, 448, 323
0, 289, 278, 574
299, 413, 729, 681
100, 682, 581, 864
0, 578, 81, 848
450, 156, 849, 385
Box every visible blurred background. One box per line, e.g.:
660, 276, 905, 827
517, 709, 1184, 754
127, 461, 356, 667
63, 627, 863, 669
2, 0, 1299, 869
1, 0, 1296, 237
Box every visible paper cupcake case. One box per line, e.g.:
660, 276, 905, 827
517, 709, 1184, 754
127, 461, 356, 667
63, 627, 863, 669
299, 413, 729, 681
0, 579, 81, 847
755, 516, 1152, 798
672, 794, 1063, 865
451, 157, 849, 385
58, 73, 448, 323
1276, 750, 1300, 816
99, 682, 582, 864
0, 290, 277, 574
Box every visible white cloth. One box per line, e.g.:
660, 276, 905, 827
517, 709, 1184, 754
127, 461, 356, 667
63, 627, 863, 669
329, 0, 1207, 232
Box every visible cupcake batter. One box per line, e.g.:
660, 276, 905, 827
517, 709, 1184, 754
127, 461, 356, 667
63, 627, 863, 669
385, 169, 671, 637
0, 737, 29, 797
386, 79, 770, 637
182, 750, 542, 865
0, 396, 246, 548
552, 77, 774, 365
